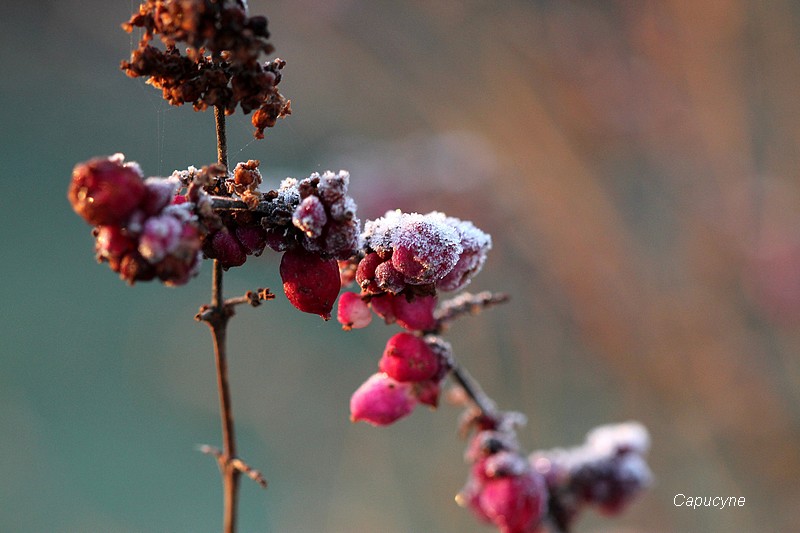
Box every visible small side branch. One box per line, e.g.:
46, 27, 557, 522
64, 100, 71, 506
434, 291, 509, 332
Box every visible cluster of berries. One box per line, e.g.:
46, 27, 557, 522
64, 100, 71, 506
458, 420, 651, 533
530, 422, 652, 531
349, 334, 452, 426
340, 210, 492, 423
459, 424, 548, 533
122, 0, 290, 138
68, 154, 204, 286
266, 170, 362, 319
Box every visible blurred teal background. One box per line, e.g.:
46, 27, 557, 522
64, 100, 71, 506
3, 0, 800, 531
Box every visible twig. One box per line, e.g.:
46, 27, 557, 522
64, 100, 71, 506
433, 291, 510, 332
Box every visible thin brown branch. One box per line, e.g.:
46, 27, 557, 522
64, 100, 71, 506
433, 291, 510, 332
224, 288, 276, 309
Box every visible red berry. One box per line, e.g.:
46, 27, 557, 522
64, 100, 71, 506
369, 294, 396, 324
280, 248, 341, 319
350, 372, 416, 426
356, 252, 383, 294
69, 155, 146, 226
208, 230, 247, 269
374, 260, 405, 294
337, 292, 372, 330
235, 225, 268, 256
477, 471, 547, 533
378, 332, 439, 382
413, 379, 441, 408
95, 226, 136, 269
394, 294, 437, 331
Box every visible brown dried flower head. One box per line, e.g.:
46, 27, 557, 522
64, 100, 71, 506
122, 0, 291, 138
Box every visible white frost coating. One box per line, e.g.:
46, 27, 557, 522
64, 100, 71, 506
616, 453, 653, 487
586, 421, 650, 455
437, 215, 492, 291
139, 213, 182, 262
391, 212, 462, 284
362, 209, 405, 254
276, 177, 300, 206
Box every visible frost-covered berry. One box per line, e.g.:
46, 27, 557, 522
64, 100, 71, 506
460, 450, 548, 533
280, 248, 341, 319
570, 452, 651, 515
140, 177, 180, 216
69, 154, 146, 226
390, 214, 462, 284
350, 372, 416, 426
394, 294, 437, 331
378, 333, 440, 383
476, 470, 548, 533
293, 195, 327, 238
337, 292, 372, 330
139, 212, 183, 262
436, 217, 492, 292
374, 260, 405, 294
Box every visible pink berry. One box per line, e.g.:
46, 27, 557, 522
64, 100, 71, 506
378, 332, 439, 383
369, 294, 396, 324
477, 471, 547, 533
393, 294, 437, 331
350, 372, 416, 426
69, 155, 146, 226
280, 248, 341, 319
337, 292, 372, 330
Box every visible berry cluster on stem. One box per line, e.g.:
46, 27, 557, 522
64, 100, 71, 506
67, 1, 652, 532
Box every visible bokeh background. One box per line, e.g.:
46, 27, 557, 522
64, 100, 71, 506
3, 0, 800, 531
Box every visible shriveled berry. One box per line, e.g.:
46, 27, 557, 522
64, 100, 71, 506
95, 226, 136, 270
119, 252, 157, 284
337, 292, 372, 330
379, 332, 439, 382
350, 372, 416, 426
209, 230, 247, 269
280, 248, 341, 319
394, 294, 437, 331
69, 155, 146, 225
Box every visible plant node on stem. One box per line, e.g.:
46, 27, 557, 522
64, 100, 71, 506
194, 106, 266, 533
